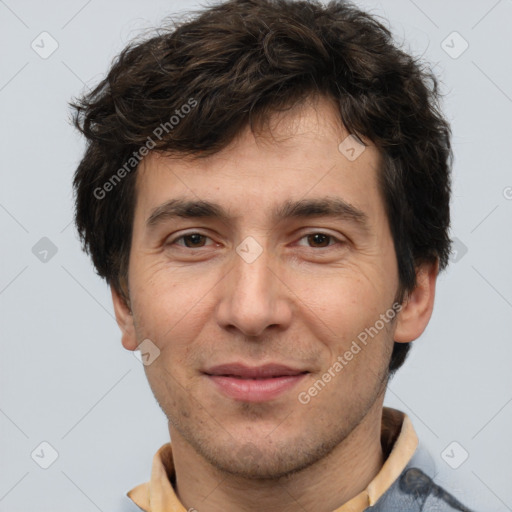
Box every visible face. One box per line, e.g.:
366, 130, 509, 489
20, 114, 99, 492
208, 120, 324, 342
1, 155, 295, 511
115, 96, 419, 479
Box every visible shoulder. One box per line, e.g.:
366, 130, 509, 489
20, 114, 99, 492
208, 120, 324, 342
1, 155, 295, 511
370, 443, 476, 512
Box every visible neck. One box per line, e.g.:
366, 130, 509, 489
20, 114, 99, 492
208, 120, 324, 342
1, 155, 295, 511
170, 398, 386, 512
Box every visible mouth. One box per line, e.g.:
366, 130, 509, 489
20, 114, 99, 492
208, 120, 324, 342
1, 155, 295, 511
203, 363, 309, 402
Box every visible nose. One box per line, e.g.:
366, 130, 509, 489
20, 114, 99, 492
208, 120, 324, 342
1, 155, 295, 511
214, 240, 292, 338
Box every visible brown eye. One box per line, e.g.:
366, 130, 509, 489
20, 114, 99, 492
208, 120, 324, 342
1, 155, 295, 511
306, 233, 332, 248
171, 233, 212, 248
296, 232, 341, 249
182, 234, 207, 247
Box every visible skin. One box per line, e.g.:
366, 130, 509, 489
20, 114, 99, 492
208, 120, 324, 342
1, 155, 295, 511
112, 94, 438, 512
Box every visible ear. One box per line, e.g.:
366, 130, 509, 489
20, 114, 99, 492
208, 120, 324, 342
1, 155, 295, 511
111, 285, 138, 351
394, 259, 439, 343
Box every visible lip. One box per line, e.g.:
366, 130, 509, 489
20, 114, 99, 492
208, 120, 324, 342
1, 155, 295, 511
203, 363, 309, 403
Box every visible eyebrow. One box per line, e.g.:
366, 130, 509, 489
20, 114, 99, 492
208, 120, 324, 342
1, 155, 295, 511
146, 196, 369, 231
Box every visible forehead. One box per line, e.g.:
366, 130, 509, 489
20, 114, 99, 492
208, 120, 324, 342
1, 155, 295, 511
134, 96, 384, 225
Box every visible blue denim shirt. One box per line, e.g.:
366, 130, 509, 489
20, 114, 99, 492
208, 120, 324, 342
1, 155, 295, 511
367, 442, 475, 511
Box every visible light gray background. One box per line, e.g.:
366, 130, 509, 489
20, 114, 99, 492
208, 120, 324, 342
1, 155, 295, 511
1, 0, 511, 511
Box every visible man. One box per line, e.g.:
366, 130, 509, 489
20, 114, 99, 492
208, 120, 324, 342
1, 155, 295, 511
70, 0, 474, 510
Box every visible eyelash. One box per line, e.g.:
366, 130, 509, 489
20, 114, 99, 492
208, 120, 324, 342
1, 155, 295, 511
167, 231, 344, 250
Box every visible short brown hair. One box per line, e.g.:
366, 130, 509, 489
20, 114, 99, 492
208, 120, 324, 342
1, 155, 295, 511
70, 0, 452, 374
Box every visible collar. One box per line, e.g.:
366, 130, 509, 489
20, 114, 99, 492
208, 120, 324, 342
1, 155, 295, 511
127, 406, 418, 512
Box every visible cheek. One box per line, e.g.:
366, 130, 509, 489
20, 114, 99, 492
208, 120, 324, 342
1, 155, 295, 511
131, 258, 215, 327
130, 262, 231, 371
290, 265, 390, 340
